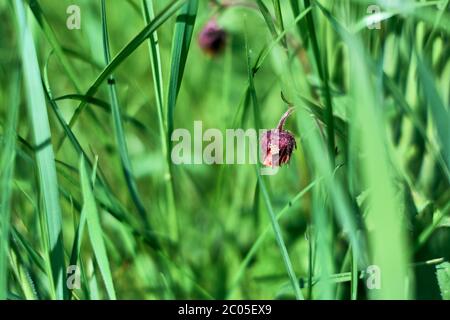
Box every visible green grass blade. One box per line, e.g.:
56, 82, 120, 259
27, 0, 82, 92
142, 0, 166, 126
436, 262, 450, 300
256, 170, 304, 300
53, 94, 146, 130
13, 0, 66, 300
350, 248, 358, 300
253, 6, 312, 72
245, 32, 303, 299
272, 0, 287, 47
165, 0, 198, 239
302, 0, 335, 164
0, 70, 20, 300
58, 0, 185, 150
167, 0, 199, 140
289, 0, 309, 47
142, 0, 178, 241
79, 157, 116, 300
415, 53, 450, 174
227, 180, 317, 298
101, 0, 150, 229
255, 0, 279, 40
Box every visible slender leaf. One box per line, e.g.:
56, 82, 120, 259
13, 0, 66, 300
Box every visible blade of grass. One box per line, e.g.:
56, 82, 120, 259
42, 56, 163, 252
256, 170, 304, 300
283, 55, 368, 271
435, 262, 450, 300
57, 0, 185, 150
142, 0, 177, 242
166, 0, 198, 239
415, 52, 450, 174
316, 1, 412, 298
101, 0, 150, 229
54, 94, 146, 130
245, 32, 303, 300
349, 0, 450, 34
272, 0, 287, 47
227, 180, 317, 298
13, 0, 66, 300
350, 247, 358, 300
255, 0, 279, 40
79, 157, 116, 300
253, 6, 312, 72
302, 0, 335, 165
167, 0, 198, 140
289, 0, 309, 47
0, 70, 20, 300
27, 0, 82, 92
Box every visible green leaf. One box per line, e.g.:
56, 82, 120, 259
13, 0, 66, 300
165, 0, 198, 240
415, 53, 450, 175
142, 0, 177, 240
27, 0, 82, 92
167, 0, 199, 140
245, 33, 303, 300
79, 157, 116, 300
436, 262, 450, 300
58, 0, 185, 149
101, 0, 150, 229
0, 70, 20, 300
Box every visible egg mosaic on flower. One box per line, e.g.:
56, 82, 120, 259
198, 18, 227, 56
260, 108, 297, 168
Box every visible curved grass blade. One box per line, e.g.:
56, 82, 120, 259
0, 70, 20, 300
27, 0, 82, 92
272, 0, 286, 47
415, 53, 450, 174
79, 157, 116, 300
302, 0, 335, 164
142, 0, 178, 240
44, 86, 163, 251
13, 0, 66, 300
166, 0, 198, 239
436, 262, 450, 300
256, 170, 304, 300
253, 6, 312, 72
54, 94, 146, 130
316, 2, 411, 298
57, 0, 185, 150
42, 55, 163, 252
255, 0, 278, 40
227, 180, 317, 298
167, 0, 198, 141
101, 0, 150, 229
245, 34, 303, 299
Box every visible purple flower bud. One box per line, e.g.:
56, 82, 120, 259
198, 19, 227, 56
261, 108, 297, 167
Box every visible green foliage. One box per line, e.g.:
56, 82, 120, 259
436, 262, 450, 300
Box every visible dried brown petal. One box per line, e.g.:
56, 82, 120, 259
261, 108, 297, 167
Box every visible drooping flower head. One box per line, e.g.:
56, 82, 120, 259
261, 108, 297, 167
198, 19, 227, 56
